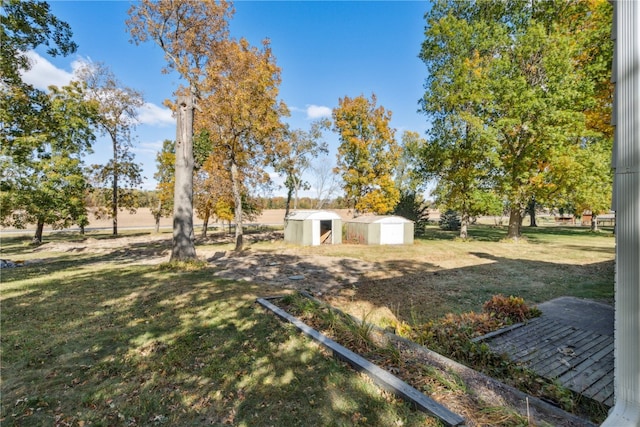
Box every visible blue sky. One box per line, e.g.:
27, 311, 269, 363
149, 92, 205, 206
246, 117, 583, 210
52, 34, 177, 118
24, 1, 432, 196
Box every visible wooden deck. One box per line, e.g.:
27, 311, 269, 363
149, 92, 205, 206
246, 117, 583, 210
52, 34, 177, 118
477, 297, 614, 407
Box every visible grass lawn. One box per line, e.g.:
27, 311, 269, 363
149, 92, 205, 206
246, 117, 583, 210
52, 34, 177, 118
0, 224, 615, 426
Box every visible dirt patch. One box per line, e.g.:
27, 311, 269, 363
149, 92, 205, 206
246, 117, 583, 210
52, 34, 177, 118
27, 231, 382, 291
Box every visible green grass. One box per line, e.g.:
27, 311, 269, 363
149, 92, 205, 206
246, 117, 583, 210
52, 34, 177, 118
0, 224, 615, 425
1, 234, 436, 426
317, 224, 615, 324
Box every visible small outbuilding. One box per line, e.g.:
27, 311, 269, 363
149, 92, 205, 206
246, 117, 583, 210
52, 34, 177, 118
284, 210, 342, 246
345, 215, 414, 245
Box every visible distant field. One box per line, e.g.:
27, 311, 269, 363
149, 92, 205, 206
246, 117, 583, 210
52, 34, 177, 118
2, 207, 606, 235
0, 208, 355, 234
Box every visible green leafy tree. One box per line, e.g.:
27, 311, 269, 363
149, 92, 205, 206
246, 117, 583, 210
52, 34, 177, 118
332, 94, 400, 216
0, 3, 98, 243
77, 62, 144, 236
0, 0, 76, 92
419, 1, 510, 239
151, 139, 175, 233
392, 192, 430, 236
549, 0, 613, 231
1, 0, 78, 168
395, 131, 426, 195
1, 82, 97, 243
420, 0, 611, 239
273, 119, 329, 218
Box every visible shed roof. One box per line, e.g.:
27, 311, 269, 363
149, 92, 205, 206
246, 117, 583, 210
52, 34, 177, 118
346, 215, 413, 224
286, 210, 342, 221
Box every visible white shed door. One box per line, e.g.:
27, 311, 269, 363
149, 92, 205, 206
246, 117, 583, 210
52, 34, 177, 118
380, 223, 403, 244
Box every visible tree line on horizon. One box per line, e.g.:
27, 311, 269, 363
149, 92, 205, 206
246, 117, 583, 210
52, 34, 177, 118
1, 0, 612, 251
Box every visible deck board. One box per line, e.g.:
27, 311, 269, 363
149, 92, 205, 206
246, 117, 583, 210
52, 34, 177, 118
477, 297, 614, 406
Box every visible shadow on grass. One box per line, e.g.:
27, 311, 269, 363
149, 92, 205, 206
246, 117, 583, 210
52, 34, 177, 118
1, 226, 615, 425
1, 251, 434, 426
420, 224, 615, 244
331, 254, 614, 325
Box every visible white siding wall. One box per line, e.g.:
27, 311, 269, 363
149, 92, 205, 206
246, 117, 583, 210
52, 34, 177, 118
602, 2, 640, 425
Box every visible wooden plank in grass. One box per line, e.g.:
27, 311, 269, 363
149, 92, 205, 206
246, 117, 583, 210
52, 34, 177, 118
256, 297, 466, 427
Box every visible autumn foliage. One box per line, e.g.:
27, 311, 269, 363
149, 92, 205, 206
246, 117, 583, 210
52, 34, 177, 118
332, 94, 400, 216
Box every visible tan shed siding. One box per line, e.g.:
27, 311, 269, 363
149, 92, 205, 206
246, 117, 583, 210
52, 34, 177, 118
404, 222, 415, 245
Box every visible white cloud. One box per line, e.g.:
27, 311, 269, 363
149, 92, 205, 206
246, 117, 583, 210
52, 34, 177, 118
133, 140, 165, 155
20, 51, 75, 90
306, 104, 332, 119
137, 102, 174, 126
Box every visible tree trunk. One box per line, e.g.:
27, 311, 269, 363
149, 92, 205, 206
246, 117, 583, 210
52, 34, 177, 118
154, 200, 161, 233
112, 144, 118, 236
527, 197, 537, 227
460, 212, 469, 239
201, 209, 210, 238
591, 213, 599, 232
230, 161, 243, 251
507, 207, 523, 240
32, 219, 44, 245
284, 185, 293, 220
170, 93, 197, 261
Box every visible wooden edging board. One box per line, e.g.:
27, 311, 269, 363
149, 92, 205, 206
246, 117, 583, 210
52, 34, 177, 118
255, 297, 466, 427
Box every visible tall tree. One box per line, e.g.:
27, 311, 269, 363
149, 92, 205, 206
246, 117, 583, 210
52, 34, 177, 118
420, 0, 610, 239
419, 3, 503, 238
127, 0, 233, 260
395, 131, 426, 195
332, 94, 400, 216
393, 131, 431, 236
1, 1, 97, 242
1, 0, 78, 167
77, 62, 144, 236
198, 38, 288, 251
194, 144, 233, 238
310, 159, 340, 210
1, 82, 97, 243
273, 119, 329, 218
554, 0, 614, 231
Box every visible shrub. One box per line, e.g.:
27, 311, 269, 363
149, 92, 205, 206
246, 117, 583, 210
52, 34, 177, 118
392, 192, 430, 236
439, 209, 461, 231
483, 294, 541, 323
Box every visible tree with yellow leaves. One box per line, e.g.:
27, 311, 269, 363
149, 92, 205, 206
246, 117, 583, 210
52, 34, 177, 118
127, 0, 233, 260
197, 38, 288, 250
332, 94, 400, 216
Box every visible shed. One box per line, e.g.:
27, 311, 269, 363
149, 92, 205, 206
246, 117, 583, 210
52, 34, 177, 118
345, 215, 414, 245
284, 210, 342, 246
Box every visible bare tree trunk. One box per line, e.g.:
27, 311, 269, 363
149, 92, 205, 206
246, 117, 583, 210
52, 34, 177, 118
112, 141, 118, 236
507, 207, 523, 240
460, 212, 469, 239
591, 213, 599, 232
201, 209, 210, 238
32, 219, 44, 245
230, 161, 243, 251
170, 93, 197, 261
284, 185, 293, 220
527, 197, 537, 227
154, 200, 161, 233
